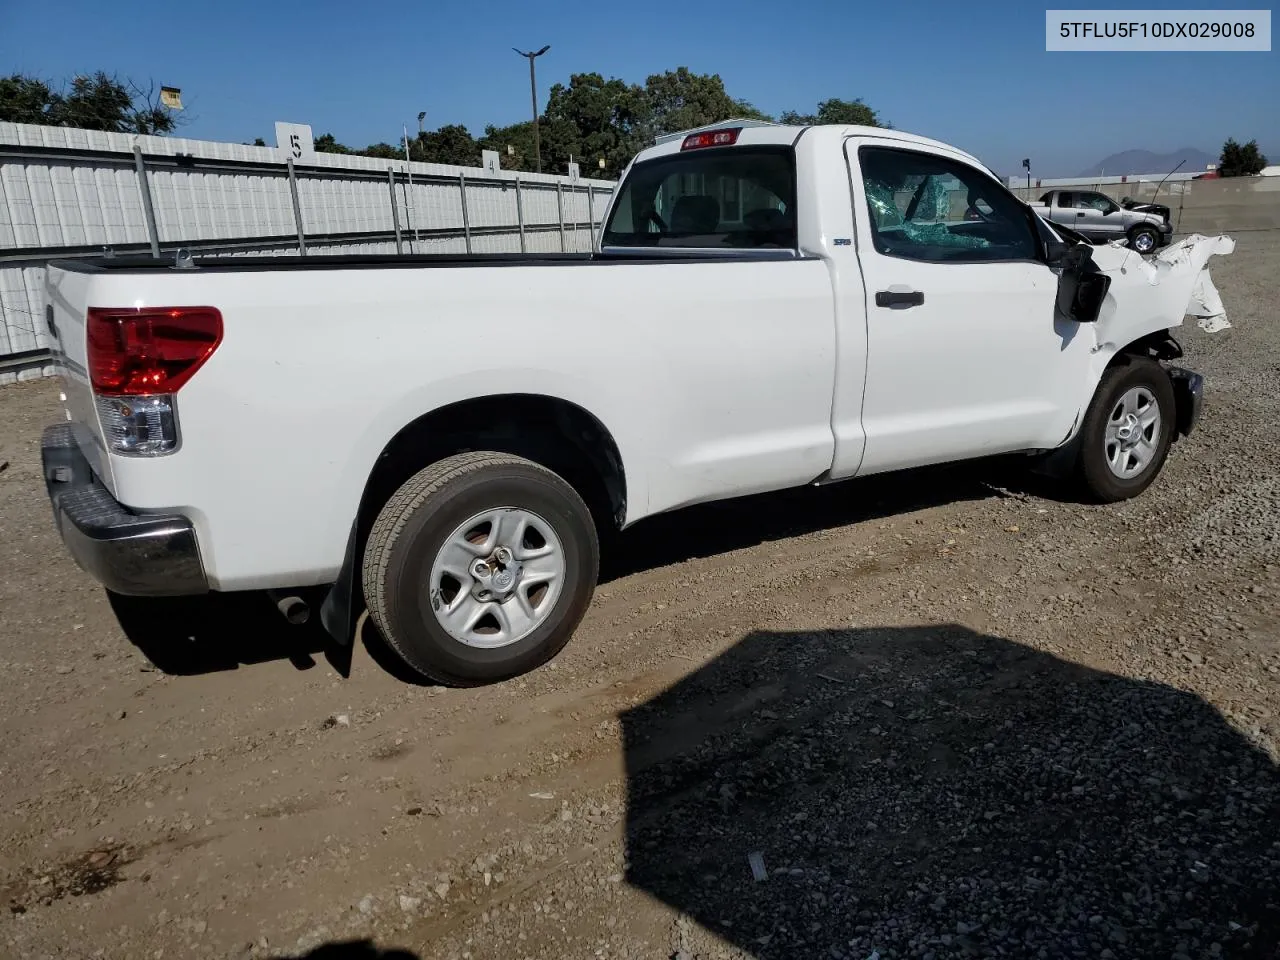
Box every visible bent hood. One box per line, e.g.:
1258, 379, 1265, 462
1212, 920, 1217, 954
1088, 233, 1236, 346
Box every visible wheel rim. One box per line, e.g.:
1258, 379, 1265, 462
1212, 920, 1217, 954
427, 507, 566, 649
1133, 231, 1155, 253
1104, 386, 1161, 480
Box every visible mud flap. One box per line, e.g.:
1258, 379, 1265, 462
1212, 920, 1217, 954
318, 521, 360, 678
1167, 366, 1204, 438
1029, 417, 1084, 478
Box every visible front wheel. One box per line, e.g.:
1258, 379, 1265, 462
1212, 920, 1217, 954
362, 452, 599, 686
1127, 225, 1160, 254
1074, 358, 1176, 503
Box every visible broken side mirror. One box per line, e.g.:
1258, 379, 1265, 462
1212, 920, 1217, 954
1054, 243, 1112, 324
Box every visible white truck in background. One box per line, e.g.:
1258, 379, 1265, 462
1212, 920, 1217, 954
41, 119, 1233, 685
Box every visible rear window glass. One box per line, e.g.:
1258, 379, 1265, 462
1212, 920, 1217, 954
601, 146, 796, 249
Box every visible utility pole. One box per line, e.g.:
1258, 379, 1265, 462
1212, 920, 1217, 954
513, 45, 550, 174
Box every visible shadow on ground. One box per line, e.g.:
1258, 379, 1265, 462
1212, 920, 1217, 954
109, 459, 1037, 679
621, 625, 1280, 959
599, 459, 1034, 582
107, 587, 338, 676
267, 940, 419, 960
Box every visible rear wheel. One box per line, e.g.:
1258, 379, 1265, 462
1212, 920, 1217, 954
1127, 225, 1160, 254
362, 452, 599, 686
1074, 358, 1176, 502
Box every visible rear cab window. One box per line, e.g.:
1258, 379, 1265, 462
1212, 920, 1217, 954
602, 146, 797, 250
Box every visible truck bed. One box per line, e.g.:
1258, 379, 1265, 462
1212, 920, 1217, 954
50, 249, 800, 275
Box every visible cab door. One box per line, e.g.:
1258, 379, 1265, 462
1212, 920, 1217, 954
844, 137, 1095, 475
1074, 191, 1126, 240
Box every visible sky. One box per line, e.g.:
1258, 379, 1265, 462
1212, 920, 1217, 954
2, 0, 1276, 177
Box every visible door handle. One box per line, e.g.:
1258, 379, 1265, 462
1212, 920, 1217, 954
875, 289, 924, 309
1076, 211, 1087, 217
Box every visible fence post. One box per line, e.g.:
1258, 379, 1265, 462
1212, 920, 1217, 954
404, 162, 419, 253
286, 159, 307, 255
387, 168, 403, 255
132, 145, 161, 257
460, 172, 472, 254
556, 182, 566, 252
515, 177, 526, 253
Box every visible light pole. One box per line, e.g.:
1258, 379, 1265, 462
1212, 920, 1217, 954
417, 111, 426, 136
513, 44, 550, 174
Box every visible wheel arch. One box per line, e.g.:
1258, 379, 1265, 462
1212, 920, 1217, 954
319, 392, 629, 649
1036, 330, 1186, 478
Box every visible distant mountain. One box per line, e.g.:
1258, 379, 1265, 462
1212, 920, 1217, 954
1076, 148, 1215, 178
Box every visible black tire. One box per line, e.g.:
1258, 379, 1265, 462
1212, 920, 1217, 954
361, 452, 599, 686
1074, 358, 1176, 503
1127, 225, 1160, 254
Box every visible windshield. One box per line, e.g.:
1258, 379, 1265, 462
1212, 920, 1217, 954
602, 146, 796, 249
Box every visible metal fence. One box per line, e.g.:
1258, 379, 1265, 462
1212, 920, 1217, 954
0, 121, 617, 380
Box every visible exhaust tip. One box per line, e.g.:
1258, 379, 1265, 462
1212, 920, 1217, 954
270, 592, 311, 625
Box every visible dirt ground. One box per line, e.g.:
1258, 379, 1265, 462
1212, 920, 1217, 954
1, 234, 1278, 960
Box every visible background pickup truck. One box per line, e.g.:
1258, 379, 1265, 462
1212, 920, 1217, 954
1029, 188, 1173, 253
40, 119, 1231, 686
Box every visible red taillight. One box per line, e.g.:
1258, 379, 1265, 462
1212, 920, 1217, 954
87, 306, 223, 397
681, 128, 741, 150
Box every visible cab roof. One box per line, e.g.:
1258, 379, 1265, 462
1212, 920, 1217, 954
634, 119, 994, 180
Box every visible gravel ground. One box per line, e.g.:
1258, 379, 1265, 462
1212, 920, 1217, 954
1, 233, 1277, 960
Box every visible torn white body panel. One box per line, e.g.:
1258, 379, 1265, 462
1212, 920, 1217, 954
1091, 233, 1236, 347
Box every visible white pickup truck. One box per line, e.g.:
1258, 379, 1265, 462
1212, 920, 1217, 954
40, 119, 1233, 685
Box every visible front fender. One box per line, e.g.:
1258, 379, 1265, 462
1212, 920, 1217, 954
1050, 233, 1235, 454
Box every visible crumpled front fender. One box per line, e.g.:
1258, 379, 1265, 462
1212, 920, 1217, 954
1040, 233, 1235, 465
1089, 233, 1236, 350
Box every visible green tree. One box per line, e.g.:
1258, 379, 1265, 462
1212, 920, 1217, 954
359, 142, 403, 160
313, 132, 351, 154
412, 124, 479, 166
0, 74, 57, 124
543, 72, 650, 178
273, 67, 887, 179
479, 121, 538, 173
642, 67, 769, 137
780, 97, 887, 128
1218, 137, 1267, 177
0, 71, 181, 134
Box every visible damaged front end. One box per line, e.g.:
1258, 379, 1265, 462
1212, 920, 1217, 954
1047, 226, 1235, 344
1036, 228, 1234, 475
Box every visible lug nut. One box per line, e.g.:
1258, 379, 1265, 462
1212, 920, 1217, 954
495, 547, 512, 563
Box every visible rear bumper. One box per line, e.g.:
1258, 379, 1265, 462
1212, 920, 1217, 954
41, 423, 208, 596
1168, 366, 1204, 437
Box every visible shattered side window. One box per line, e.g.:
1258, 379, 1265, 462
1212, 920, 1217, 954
858, 146, 1037, 263
1079, 193, 1117, 213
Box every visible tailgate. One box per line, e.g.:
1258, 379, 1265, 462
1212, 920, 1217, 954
44, 264, 115, 493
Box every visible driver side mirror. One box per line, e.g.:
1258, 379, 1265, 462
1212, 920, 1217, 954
1054, 243, 1111, 324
